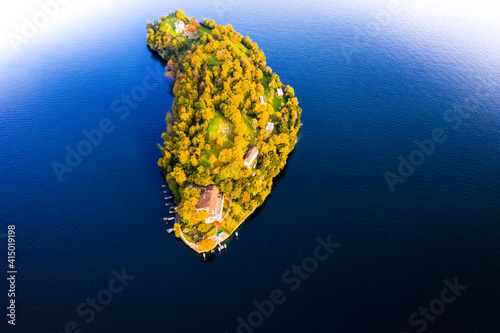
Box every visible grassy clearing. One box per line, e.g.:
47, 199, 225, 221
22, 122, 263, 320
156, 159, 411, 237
221, 215, 238, 234
200, 26, 212, 35
234, 42, 250, 58
242, 115, 258, 140
160, 16, 183, 38
208, 114, 233, 136
260, 75, 285, 113
205, 226, 218, 238
271, 95, 283, 111
199, 158, 211, 168
205, 115, 236, 157
208, 55, 224, 66
207, 116, 221, 132
261, 76, 271, 95
160, 14, 211, 41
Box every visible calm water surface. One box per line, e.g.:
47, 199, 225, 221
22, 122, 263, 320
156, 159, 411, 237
1, 0, 499, 332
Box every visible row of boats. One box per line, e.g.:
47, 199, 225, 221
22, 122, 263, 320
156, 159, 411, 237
162, 185, 176, 223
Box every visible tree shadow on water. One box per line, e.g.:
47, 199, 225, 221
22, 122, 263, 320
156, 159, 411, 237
232, 148, 297, 231
147, 45, 167, 67
147, 45, 174, 94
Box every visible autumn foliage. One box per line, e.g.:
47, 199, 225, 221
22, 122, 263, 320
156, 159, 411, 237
147, 11, 301, 235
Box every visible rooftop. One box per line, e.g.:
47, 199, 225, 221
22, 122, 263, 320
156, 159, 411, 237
244, 145, 259, 167
196, 185, 219, 213
265, 122, 274, 133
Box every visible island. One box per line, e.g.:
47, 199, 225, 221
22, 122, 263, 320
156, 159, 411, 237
147, 10, 302, 253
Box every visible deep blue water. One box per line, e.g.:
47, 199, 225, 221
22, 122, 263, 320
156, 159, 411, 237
1, 1, 500, 332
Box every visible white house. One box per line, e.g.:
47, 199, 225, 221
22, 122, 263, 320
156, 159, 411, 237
196, 185, 224, 224
276, 88, 283, 97
259, 96, 266, 105
265, 122, 274, 134
174, 20, 185, 33
244, 146, 259, 168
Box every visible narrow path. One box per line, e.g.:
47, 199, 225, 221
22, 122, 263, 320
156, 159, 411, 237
219, 194, 232, 223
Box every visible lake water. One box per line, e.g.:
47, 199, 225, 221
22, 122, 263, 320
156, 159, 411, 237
1, 0, 499, 332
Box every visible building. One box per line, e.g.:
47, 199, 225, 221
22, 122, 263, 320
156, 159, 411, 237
196, 185, 224, 224
276, 88, 284, 97
265, 122, 275, 134
174, 20, 185, 33
244, 145, 259, 168
259, 96, 266, 105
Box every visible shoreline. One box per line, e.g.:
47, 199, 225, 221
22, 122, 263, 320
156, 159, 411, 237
178, 207, 257, 254
151, 13, 301, 255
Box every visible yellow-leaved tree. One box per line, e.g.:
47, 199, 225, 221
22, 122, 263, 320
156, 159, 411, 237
198, 239, 216, 252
